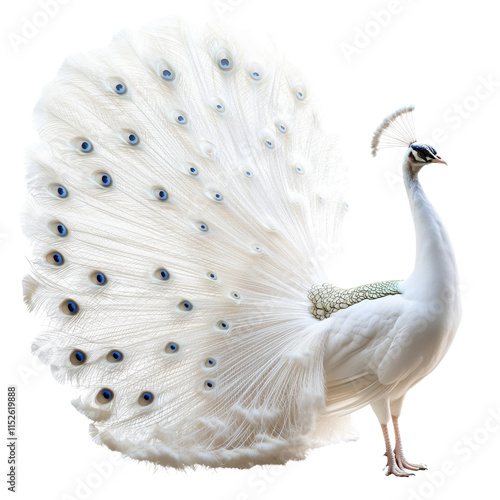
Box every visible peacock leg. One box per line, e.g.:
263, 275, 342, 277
392, 415, 427, 472
380, 423, 414, 477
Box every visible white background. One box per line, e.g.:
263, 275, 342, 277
2, 0, 499, 499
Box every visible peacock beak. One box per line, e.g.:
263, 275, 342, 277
430, 156, 447, 165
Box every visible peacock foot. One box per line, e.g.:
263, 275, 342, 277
394, 450, 427, 472
384, 452, 415, 477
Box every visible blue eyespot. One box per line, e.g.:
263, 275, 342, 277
265, 140, 274, 148
188, 166, 199, 176
205, 358, 216, 368
114, 83, 126, 94
231, 292, 240, 299
70, 350, 86, 365
162, 68, 175, 80
180, 301, 193, 311
245, 170, 252, 177
218, 54, 232, 70
127, 133, 139, 145
166, 342, 179, 353
198, 223, 209, 232
215, 103, 225, 112
155, 269, 169, 281
107, 350, 123, 362
62, 300, 78, 315
56, 186, 68, 198
207, 272, 217, 280
91, 272, 106, 286
296, 90, 305, 100
296, 166, 304, 174
153, 188, 168, 201
176, 114, 187, 124
278, 124, 287, 133
97, 388, 114, 404
52, 222, 67, 236
139, 391, 154, 405
217, 320, 229, 330
212, 192, 223, 201
204, 380, 215, 390
80, 141, 93, 153
95, 172, 112, 187
47, 252, 64, 265
251, 71, 261, 80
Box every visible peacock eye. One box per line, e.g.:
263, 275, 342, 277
186, 165, 199, 176
197, 222, 209, 232
160, 65, 175, 81
215, 102, 225, 112
46, 251, 64, 265
139, 391, 154, 406
180, 301, 193, 311
166, 342, 179, 353
204, 380, 215, 390
91, 271, 107, 285
217, 320, 229, 330
94, 172, 112, 187
49, 184, 68, 198
114, 82, 127, 94
206, 272, 217, 280
96, 388, 114, 404
127, 133, 139, 145
265, 139, 274, 149
295, 166, 304, 175
70, 350, 86, 365
251, 71, 261, 80
205, 358, 216, 368
173, 112, 188, 125
79, 140, 93, 153
278, 123, 288, 133
217, 50, 233, 71
51, 222, 67, 237
154, 269, 170, 281
61, 300, 78, 315
153, 187, 168, 201
106, 350, 123, 362
230, 291, 240, 300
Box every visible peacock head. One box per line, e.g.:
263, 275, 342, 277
406, 143, 447, 177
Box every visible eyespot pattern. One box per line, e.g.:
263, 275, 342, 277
187, 165, 199, 176
127, 133, 139, 145
161, 66, 175, 81
96, 388, 114, 404
95, 172, 112, 187
106, 350, 123, 363
230, 292, 241, 300
204, 380, 215, 390
154, 269, 170, 281
166, 342, 179, 353
207, 272, 217, 280
175, 113, 188, 125
217, 50, 232, 71
46, 252, 64, 266
139, 391, 154, 406
217, 320, 229, 330
70, 350, 86, 365
62, 300, 78, 315
265, 139, 274, 149
51, 222, 67, 237
197, 222, 209, 232
91, 272, 106, 286
180, 301, 193, 311
79, 140, 93, 153
295, 166, 304, 175
277, 123, 288, 134
153, 187, 168, 201
205, 358, 216, 368
251, 71, 261, 80
114, 82, 127, 94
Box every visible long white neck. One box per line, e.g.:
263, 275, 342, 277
401, 155, 459, 302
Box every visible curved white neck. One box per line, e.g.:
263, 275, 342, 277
402, 159, 458, 301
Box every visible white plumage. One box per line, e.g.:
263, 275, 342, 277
23, 20, 461, 475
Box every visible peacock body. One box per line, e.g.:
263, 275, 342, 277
23, 20, 461, 474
